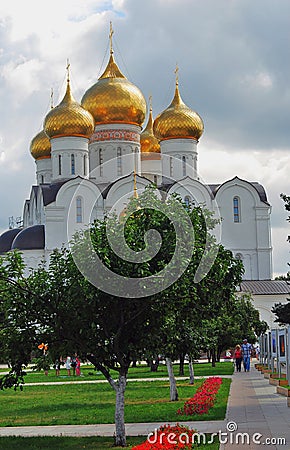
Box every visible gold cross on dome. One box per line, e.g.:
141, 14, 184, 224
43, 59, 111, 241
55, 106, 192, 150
174, 64, 179, 85
50, 87, 54, 109
109, 21, 114, 54
149, 94, 152, 112
66, 58, 70, 82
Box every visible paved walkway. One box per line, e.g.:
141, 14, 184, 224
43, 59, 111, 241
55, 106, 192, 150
0, 364, 290, 449
221, 364, 290, 450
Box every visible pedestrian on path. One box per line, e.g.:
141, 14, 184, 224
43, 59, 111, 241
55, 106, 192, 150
233, 344, 242, 372
54, 358, 61, 376
65, 356, 71, 376
241, 338, 252, 372
75, 356, 81, 376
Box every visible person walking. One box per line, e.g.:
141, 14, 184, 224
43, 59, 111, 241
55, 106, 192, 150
234, 344, 242, 372
241, 339, 252, 372
71, 355, 77, 376
65, 356, 72, 376
54, 358, 61, 376
75, 356, 81, 376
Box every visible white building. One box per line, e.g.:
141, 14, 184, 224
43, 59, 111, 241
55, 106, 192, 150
0, 29, 288, 324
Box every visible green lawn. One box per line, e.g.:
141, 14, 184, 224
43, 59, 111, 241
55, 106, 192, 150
0, 361, 234, 384
0, 378, 231, 426
0, 435, 220, 449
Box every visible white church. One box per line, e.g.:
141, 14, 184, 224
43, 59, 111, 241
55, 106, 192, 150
0, 27, 288, 326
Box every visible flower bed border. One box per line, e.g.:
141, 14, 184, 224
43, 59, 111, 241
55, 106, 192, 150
177, 376, 223, 416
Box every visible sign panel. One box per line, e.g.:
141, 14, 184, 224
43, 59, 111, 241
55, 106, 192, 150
271, 329, 277, 357
278, 329, 286, 362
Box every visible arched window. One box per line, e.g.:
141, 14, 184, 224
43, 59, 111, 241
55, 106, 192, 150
99, 149, 103, 176
153, 175, 157, 184
83, 155, 87, 176
184, 195, 191, 207
182, 156, 186, 176
170, 157, 173, 177
58, 155, 62, 175
235, 253, 243, 260
40, 175, 44, 184
117, 147, 122, 176
71, 154, 75, 175
76, 197, 83, 223
233, 196, 240, 223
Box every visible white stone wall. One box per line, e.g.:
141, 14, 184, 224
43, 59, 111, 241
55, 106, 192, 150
160, 139, 198, 180
51, 136, 90, 182
36, 158, 52, 184
215, 178, 272, 280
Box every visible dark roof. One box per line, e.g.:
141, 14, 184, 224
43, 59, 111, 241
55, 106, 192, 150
41, 181, 67, 206
249, 182, 268, 204
240, 280, 290, 295
0, 228, 22, 253
101, 173, 150, 199
210, 176, 269, 205
11, 225, 45, 250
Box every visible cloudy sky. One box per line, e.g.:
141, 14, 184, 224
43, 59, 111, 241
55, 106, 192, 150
0, 0, 289, 276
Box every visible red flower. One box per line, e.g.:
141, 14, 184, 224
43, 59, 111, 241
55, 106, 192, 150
178, 377, 222, 416
132, 424, 197, 449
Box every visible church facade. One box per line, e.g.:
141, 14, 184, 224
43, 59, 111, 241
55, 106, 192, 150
0, 30, 277, 318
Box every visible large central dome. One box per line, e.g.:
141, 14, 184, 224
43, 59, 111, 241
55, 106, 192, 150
81, 51, 146, 127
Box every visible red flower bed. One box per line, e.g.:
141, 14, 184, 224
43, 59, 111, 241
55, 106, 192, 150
177, 376, 222, 416
132, 424, 198, 449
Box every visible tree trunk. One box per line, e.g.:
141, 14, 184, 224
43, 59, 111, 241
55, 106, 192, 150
207, 351, 211, 363
115, 373, 127, 447
188, 357, 194, 384
131, 358, 137, 368
149, 358, 159, 372
179, 353, 185, 376
86, 355, 128, 447
211, 348, 216, 367
166, 357, 178, 401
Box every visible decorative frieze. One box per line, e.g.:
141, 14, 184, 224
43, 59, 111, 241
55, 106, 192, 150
90, 129, 140, 143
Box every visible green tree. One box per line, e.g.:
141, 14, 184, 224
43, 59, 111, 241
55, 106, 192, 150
0, 189, 212, 445
0, 187, 246, 444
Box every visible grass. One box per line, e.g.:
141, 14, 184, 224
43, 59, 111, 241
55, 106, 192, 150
0, 435, 220, 449
0, 378, 231, 426
0, 361, 234, 384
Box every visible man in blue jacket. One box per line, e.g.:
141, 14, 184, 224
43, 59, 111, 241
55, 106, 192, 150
241, 339, 252, 372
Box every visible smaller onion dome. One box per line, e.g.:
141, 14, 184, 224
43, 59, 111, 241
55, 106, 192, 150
44, 72, 94, 139
140, 101, 160, 154
153, 70, 204, 142
11, 224, 45, 251
30, 130, 51, 160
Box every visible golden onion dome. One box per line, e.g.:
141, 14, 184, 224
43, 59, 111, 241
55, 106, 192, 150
44, 79, 94, 139
81, 51, 146, 127
140, 104, 160, 153
30, 129, 51, 160
153, 77, 204, 142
